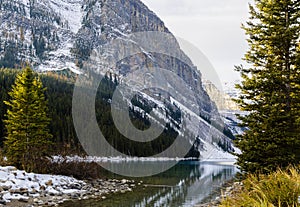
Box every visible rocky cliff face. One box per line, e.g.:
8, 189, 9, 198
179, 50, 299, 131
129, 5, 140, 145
0, 0, 235, 159
0, 0, 168, 68
203, 80, 240, 111
203, 80, 247, 136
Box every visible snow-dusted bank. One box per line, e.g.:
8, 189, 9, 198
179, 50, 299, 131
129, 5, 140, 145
0, 166, 134, 206
51, 153, 237, 164
52, 155, 200, 163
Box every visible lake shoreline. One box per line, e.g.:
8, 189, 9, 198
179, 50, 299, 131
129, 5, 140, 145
194, 179, 242, 207
0, 166, 135, 207
0, 159, 237, 206
4, 179, 136, 207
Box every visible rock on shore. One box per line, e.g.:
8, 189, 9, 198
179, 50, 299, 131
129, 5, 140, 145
0, 166, 134, 206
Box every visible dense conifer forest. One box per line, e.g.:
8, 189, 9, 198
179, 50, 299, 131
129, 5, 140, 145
0, 68, 189, 157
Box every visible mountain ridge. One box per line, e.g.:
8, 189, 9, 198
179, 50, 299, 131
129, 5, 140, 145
0, 0, 236, 159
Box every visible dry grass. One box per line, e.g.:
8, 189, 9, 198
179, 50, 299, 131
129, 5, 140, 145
220, 166, 300, 207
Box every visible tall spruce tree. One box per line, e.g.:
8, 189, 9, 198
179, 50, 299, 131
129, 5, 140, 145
4, 67, 52, 171
235, 0, 300, 173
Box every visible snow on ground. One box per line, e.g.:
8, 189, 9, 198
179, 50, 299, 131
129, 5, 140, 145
220, 110, 248, 135
38, 39, 82, 74
19, 0, 30, 18
200, 141, 237, 162
51, 155, 236, 164
48, 0, 83, 33
0, 166, 86, 203
0, 165, 135, 205
52, 155, 195, 163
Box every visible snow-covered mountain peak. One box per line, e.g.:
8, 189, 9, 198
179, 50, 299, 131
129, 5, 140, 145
0, 0, 237, 159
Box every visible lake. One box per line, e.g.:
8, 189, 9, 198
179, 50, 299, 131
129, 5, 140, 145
60, 160, 238, 207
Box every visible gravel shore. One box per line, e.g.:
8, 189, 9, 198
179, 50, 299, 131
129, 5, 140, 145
0, 166, 135, 207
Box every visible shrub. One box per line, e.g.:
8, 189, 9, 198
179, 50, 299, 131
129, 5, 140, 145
33, 158, 107, 180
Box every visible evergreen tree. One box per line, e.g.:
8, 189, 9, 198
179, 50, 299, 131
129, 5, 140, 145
235, 0, 300, 173
4, 67, 52, 171
0, 69, 197, 159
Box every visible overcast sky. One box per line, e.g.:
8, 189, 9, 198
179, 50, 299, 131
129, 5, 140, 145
141, 0, 251, 83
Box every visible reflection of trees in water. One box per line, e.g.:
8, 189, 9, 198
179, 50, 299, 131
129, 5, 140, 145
60, 162, 237, 207
141, 161, 202, 186
133, 162, 237, 207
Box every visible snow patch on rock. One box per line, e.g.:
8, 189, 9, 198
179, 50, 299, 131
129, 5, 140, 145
0, 166, 85, 203
48, 0, 83, 34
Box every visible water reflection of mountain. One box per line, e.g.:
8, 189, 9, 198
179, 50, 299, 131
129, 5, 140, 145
137, 161, 237, 207
61, 161, 237, 207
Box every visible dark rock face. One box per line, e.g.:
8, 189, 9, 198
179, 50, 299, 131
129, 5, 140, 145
0, 0, 169, 66
0, 0, 235, 157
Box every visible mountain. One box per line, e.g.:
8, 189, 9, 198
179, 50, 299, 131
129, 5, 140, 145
0, 0, 236, 159
202, 80, 247, 136
222, 80, 241, 100
203, 80, 239, 111
0, 0, 169, 70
